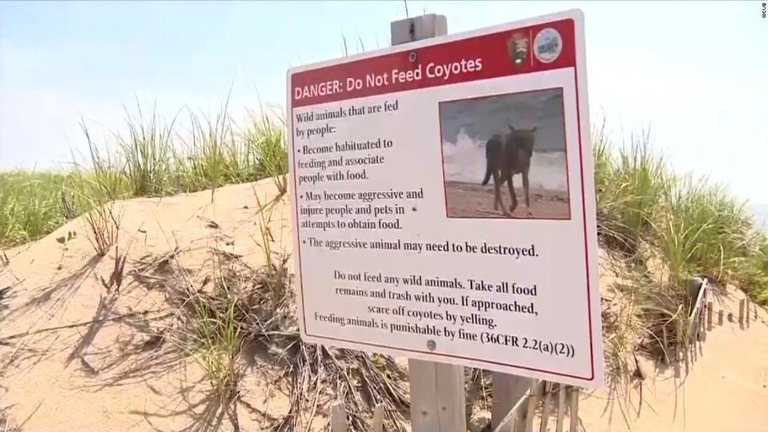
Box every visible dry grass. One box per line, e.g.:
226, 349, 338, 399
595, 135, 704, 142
0, 404, 23, 432
111, 199, 410, 432
1, 93, 766, 431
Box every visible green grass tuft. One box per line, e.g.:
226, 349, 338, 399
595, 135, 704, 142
0, 101, 288, 249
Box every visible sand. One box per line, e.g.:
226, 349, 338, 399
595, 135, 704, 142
444, 181, 570, 220
1, 178, 767, 431
0, 181, 297, 432
576, 287, 768, 432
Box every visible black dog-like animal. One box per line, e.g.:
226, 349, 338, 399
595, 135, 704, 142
481, 125, 537, 217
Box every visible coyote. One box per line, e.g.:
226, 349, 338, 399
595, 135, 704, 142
481, 125, 537, 217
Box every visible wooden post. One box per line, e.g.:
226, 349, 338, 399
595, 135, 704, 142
492, 374, 532, 431
739, 299, 746, 330
391, 13, 448, 45
673, 343, 681, 379
524, 381, 541, 432
331, 401, 347, 432
408, 361, 466, 431
706, 301, 713, 330
690, 327, 697, 364
680, 318, 689, 376
539, 382, 552, 432
718, 309, 724, 325
746, 298, 750, 329
568, 388, 580, 432
699, 304, 706, 345
555, 385, 567, 432
698, 314, 704, 355
372, 404, 385, 432
698, 291, 705, 341
390, 14, 466, 432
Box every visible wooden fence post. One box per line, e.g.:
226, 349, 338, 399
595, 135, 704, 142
331, 401, 347, 432
568, 388, 580, 432
390, 14, 466, 432
739, 299, 746, 330
492, 374, 532, 431
555, 386, 567, 432
372, 404, 385, 432
524, 381, 541, 432
539, 383, 553, 432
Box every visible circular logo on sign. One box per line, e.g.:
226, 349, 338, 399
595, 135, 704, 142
533, 28, 563, 64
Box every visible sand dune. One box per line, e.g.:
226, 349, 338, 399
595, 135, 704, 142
0, 181, 296, 432
578, 287, 768, 432
1, 179, 766, 431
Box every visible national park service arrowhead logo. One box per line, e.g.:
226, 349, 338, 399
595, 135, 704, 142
506, 32, 529, 67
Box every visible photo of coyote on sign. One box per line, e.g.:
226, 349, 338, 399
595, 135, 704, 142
439, 88, 572, 220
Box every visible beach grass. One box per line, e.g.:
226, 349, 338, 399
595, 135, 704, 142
1, 100, 767, 423
2, 104, 763, 301
593, 122, 768, 305
0, 101, 287, 248
590, 120, 768, 416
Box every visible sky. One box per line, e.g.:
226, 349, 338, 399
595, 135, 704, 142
1, 1, 767, 207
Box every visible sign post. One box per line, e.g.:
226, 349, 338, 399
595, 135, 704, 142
390, 15, 468, 432
286, 8, 604, 431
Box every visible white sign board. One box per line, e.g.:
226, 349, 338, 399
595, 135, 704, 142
286, 9, 605, 389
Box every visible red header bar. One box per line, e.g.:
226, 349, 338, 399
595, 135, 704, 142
290, 18, 576, 108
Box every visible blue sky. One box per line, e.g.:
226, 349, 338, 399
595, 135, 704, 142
1, 1, 767, 206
